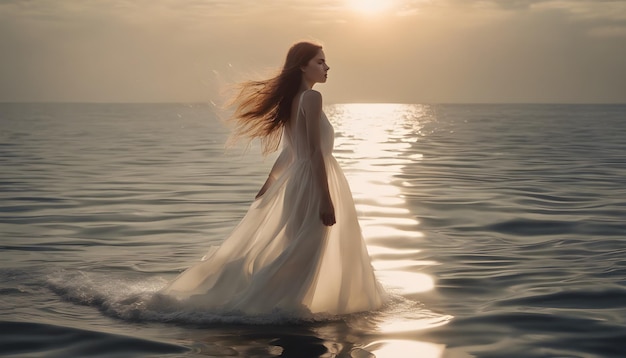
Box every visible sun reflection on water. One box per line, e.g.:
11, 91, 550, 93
376, 270, 435, 294
323, 103, 452, 356
364, 340, 446, 358
327, 103, 434, 292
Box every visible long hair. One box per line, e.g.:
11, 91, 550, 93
228, 41, 323, 155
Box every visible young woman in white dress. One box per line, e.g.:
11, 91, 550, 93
160, 41, 385, 317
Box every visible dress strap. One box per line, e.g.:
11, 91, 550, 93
297, 89, 316, 116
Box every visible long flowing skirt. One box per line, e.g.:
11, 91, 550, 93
160, 155, 384, 316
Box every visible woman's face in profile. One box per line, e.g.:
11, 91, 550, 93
302, 50, 330, 84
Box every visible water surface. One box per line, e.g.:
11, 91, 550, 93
1, 103, 625, 357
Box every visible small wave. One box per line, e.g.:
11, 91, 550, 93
46, 270, 448, 327
46, 270, 355, 325
0, 320, 188, 358
495, 288, 626, 309
486, 218, 579, 236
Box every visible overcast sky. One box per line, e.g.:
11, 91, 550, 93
1, 0, 625, 103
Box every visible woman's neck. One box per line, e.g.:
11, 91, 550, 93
300, 79, 314, 92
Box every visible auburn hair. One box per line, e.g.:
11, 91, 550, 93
228, 41, 323, 155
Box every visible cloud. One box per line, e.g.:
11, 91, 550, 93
530, 0, 626, 21
589, 25, 626, 37
0, 0, 624, 103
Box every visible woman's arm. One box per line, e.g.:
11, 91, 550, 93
302, 90, 335, 226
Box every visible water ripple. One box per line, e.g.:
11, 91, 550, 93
1, 103, 626, 357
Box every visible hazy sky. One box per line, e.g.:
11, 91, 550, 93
1, 0, 625, 103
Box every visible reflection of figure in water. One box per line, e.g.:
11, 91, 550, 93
188, 322, 354, 358
160, 41, 385, 316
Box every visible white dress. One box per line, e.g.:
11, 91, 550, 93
160, 91, 385, 316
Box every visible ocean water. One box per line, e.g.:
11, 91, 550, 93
1, 102, 625, 357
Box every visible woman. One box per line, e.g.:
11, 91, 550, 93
160, 41, 385, 317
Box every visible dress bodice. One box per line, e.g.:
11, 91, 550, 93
283, 95, 334, 160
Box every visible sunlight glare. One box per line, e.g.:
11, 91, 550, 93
347, 0, 393, 14
362, 223, 423, 240
376, 270, 434, 294
365, 340, 445, 358
374, 259, 438, 270
377, 315, 452, 333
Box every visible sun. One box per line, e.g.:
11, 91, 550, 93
347, 0, 393, 15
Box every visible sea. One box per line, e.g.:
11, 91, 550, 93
1, 102, 625, 358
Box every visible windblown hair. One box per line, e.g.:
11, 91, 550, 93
228, 41, 323, 155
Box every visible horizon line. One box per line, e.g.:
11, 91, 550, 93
2, 101, 625, 106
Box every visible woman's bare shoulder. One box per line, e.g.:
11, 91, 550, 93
301, 89, 322, 108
